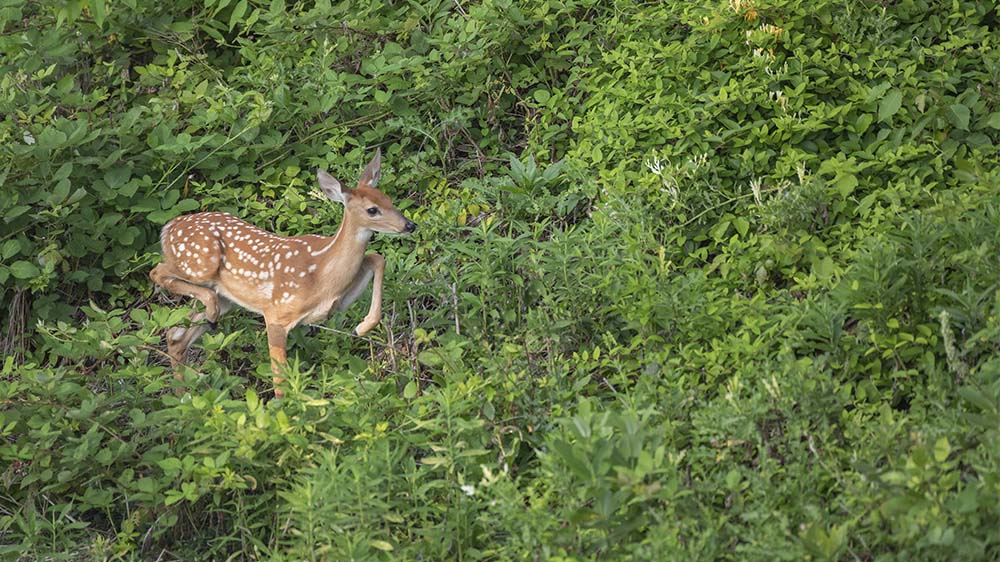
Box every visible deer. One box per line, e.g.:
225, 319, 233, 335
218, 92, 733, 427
149, 150, 416, 397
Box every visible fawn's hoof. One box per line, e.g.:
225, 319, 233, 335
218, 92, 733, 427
167, 326, 187, 343
353, 317, 379, 337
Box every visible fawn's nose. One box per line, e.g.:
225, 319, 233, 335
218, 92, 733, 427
404, 220, 417, 233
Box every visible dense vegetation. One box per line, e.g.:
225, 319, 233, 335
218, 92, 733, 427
2, 0, 1000, 559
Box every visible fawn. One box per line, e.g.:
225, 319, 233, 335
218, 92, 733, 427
150, 150, 415, 396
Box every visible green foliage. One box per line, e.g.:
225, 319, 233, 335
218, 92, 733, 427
3, 0, 1000, 559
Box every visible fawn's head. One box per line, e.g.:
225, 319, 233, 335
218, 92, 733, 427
316, 149, 417, 236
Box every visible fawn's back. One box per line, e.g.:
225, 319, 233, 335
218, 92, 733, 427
161, 212, 339, 314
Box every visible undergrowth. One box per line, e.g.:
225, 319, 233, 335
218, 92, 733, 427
3, 0, 1000, 559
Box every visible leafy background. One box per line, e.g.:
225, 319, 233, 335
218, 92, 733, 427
2, 0, 1000, 559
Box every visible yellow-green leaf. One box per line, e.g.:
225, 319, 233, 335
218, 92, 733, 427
833, 173, 858, 198
933, 437, 951, 463
403, 380, 418, 399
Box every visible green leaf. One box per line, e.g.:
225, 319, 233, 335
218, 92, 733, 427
949, 486, 980, 514
37, 127, 68, 150
53, 162, 73, 181
533, 89, 551, 104
370, 540, 394, 552
855, 113, 873, 133
229, 0, 248, 31
164, 490, 186, 505
148, 210, 176, 224
2, 240, 20, 260
420, 456, 449, 467
725, 469, 741, 490
4, 206, 30, 222
946, 104, 970, 130
984, 112, 1000, 130
203, 23, 224, 42
403, 380, 418, 399
95, 448, 113, 466
131, 477, 155, 494
416, 349, 444, 368
865, 82, 892, 103
246, 388, 259, 412
710, 220, 731, 242
51, 179, 71, 204
158, 457, 183, 474
958, 387, 994, 412
550, 439, 591, 480
10, 261, 40, 279
91, 0, 106, 27
119, 181, 140, 198
174, 199, 200, 213
878, 89, 902, 122
933, 437, 951, 463
833, 173, 858, 198
104, 166, 132, 189
733, 216, 749, 237
812, 257, 836, 281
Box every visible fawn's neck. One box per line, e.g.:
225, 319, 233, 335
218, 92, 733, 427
316, 211, 371, 278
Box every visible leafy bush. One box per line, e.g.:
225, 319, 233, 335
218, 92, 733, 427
3, 0, 1000, 559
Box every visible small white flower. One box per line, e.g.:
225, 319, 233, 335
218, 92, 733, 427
749, 177, 764, 206
23, 131, 35, 145
690, 153, 709, 170
460, 484, 475, 497
645, 154, 665, 176
796, 162, 809, 185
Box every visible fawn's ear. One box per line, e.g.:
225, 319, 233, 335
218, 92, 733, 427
358, 148, 381, 188
317, 169, 348, 204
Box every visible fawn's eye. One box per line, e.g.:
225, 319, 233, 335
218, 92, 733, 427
366, 206, 380, 217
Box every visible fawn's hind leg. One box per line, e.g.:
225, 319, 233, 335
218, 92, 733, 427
165, 298, 233, 367
150, 263, 224, 321
151, 263, 232, 370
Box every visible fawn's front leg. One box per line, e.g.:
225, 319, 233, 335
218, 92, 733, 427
265, 322, 289, 397
345, 253, 386, 337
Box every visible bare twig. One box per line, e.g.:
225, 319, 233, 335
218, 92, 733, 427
451, 282, 461, 336
306, 323, 389, 347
